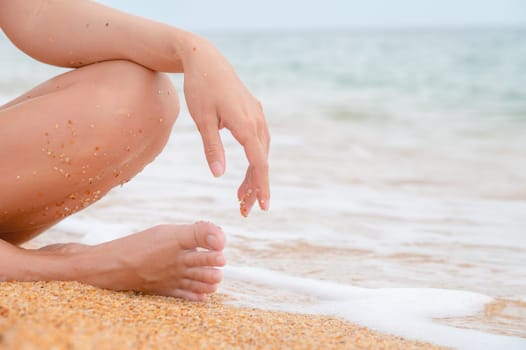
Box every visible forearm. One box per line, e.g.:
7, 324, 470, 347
0, 0, 200, 72
0, 1, 271, 214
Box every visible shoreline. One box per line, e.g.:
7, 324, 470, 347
0, 281, 445, 349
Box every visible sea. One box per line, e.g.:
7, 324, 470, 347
1, 27, 525, 349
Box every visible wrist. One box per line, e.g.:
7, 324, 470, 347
171, 29, 212, 71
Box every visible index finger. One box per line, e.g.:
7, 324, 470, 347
236, 131, 270, 210
248, 139, 269, 203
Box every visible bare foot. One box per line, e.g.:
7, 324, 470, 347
70, 221, 226, 301
39, 243, 89, 255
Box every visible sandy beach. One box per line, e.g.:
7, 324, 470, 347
0, 281, 445, 349
1, 12, 525, 349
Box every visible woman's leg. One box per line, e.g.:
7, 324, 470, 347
0, 60, 225, 300
0, 60, 178, 243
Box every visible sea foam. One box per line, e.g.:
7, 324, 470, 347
223, 266, 526, 350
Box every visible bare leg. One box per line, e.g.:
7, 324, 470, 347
0, 60, 179, 243
0, 60, 225, 300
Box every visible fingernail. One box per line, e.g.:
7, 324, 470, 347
210, 161, 224, 177
216, 255, 225, 264
260, 199, 269, 211
240, 205, 250, 217
207, 234, 218, 248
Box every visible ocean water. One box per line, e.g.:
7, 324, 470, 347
2, 28, 526, 349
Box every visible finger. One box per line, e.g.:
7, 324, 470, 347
237, 168, 258, 217
256, 121, 271, 210
255, 108, 271, 208
257, 113, 271, 154
242, 139, 270, 210
199, 119, 226, 177
228, 107, 270, 213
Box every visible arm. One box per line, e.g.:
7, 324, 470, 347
0, 0, 188, 71
0, 0, 270, 215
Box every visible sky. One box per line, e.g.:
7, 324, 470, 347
99, 0, 526, 31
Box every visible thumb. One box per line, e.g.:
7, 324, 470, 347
200, 125, 226, 177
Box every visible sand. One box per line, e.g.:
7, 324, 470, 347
0, 281, 445, 349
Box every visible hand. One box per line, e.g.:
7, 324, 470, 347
181, 35, 270, 216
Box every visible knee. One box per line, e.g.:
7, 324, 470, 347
88, 60, 179, 153
64, 61, 179, 172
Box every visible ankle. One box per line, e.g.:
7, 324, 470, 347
0, 245, 78, 282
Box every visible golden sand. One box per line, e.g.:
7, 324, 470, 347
0, 281, 445, 349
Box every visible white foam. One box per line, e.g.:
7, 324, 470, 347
223, 266, 526, 350
0, 94, 13, 105
55, 215, 140, 245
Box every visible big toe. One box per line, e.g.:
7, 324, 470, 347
178, 221, 226, 251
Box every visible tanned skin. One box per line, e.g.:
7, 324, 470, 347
0, 0, 270, 301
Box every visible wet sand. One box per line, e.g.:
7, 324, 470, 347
0, 281, 445, 349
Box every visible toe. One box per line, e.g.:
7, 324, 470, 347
177, 221, 226, 251
180, 279, 218, 294
165, 289, 206, 301
185, 267, 223, 284
183, 251, 226, 267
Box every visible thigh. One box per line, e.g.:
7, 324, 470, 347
0, 60, 179, 242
